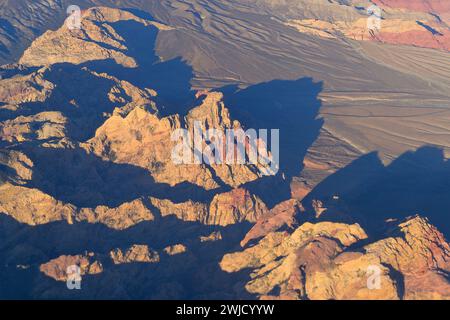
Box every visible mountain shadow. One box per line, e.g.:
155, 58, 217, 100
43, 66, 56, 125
0, 214, 255, 300
81, 16, 196, 118
0, 63, 136, 141
0, 13, 197, 143
16, 144, 227, 207
306, 146, 450, 238
2, 76, 324, 210
222, 78, 324, 207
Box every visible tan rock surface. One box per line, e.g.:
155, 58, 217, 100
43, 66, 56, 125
0, 150, 34, 182
200, 231, 223, 243
363, 216, 450, 299
221, 221, 367, 297
208, 188, 269, 226
0, 111, 67, 143
150, 197, 208, 223
40, 253, 103, 282
19, 7, 172, 67
221, 215, 450, 300
0, 67, 54, 104
87, 91, 264, 190
110, 245, 160, 264
78, 199, 155, 230
240, 199, 301, 247
286, 7, 450, 52
1, 2, 449, 300
0, 183, 76, 225
164, 244, 187, 256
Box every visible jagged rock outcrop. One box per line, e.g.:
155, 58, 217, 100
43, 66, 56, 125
110, 245, 160, 264
0, 111, 67, 143
312, 199, 327, 218
0, 64, 157, 142
40, 245, 160, 282
301, 244, 398, 300
221, 221, 368, 298
221, 215, 450, 300
302, 216, 450, 300
40, 253, 103, 281
240, 199, 302, 247
149, 197, 209, 223
1, 2, 449, 300
0, 151, 269, 228
0, 183, 76, 225
78, 199, 155, 230
0, 181, 158, 228
285, 1, 450, 52
0, 66, 54, 104
164, 244, 187, 256
207, 188, 269, 226
0, 150, 34, 183
87, 91, 264, 190
85, 105, 219, 190
363, 216, 450, 299
200, 231, 223, 243
19, 7, 172, 67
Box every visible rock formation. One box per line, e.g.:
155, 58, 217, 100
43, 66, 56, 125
110, 245, 160, 264
0, 3, 449, 300
40, 253, 103, 282
164, 244, 187, 256
19, 7, 172, 67
221, 215, 450, 300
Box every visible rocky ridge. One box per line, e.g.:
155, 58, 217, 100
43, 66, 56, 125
221, 215, 450, 300
0, 5, 449, 300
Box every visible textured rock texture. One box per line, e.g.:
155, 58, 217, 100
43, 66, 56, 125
221, 215, 450, 300
1, 3, 449, 300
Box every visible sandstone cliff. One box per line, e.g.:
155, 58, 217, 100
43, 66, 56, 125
1, 4, 449, 300
221, 215, 450, 300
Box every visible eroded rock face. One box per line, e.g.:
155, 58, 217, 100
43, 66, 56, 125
0, 66, 54, 104
207, 188, 269, 226
86, 91, 264, 191
240, 199, 302, 247
0, 64, 157, 142
221, 216, 450, 300
363, 216, 450, 299
150, 197, 209, 223
220, 221, 368, 297
78, 199, 155, 230
0, 112, 67, 143
0, 148, 267, 229
0, 183, 76, 226
2, 4, 450, 300
19, 7, 172, 67
200, 231, 223, 243
0, 150, 34, 183
0, 59, 269, 233
285, 2, 450, 52
164, 244, 187, 256
40, 253, 103, 282
110, 245, 160, 264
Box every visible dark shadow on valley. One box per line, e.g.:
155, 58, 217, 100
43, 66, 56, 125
14, 144, 229, 207
0, 74, 326, 299
0, 214, 254, 300
0, 14, 197, 141
0, 8, 328, 299
80, 16, 196, 118
221, 79, 324, 207
305, 146, 450, 239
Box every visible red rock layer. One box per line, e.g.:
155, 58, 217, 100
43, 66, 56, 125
373, 0, 450, 14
